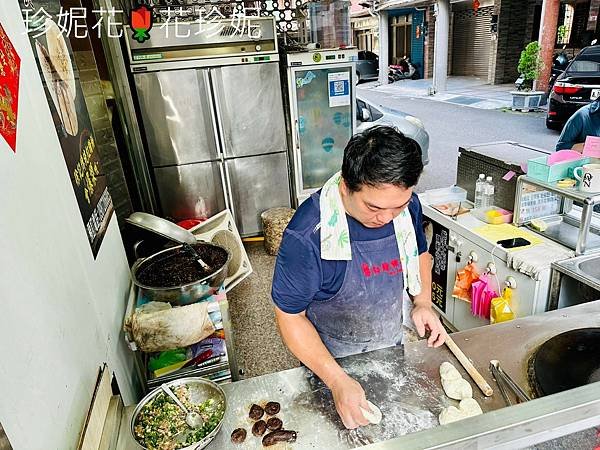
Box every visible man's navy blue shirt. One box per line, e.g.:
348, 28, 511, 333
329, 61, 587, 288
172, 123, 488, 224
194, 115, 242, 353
271, 191, 428, 314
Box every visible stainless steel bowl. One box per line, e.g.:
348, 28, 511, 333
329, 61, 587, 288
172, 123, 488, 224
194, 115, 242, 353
130, 377, 227, 450
131, 242, 231, 305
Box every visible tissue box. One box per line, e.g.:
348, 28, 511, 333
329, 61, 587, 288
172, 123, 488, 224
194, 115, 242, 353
527, 155, 590, 182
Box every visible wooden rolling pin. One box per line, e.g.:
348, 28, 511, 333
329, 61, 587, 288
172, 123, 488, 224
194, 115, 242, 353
445, 334, 494, 397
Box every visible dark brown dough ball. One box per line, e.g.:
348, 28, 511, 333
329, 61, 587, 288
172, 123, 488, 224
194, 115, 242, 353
264, 401, 280, 416
266, 417, 283, 431
262, 430, 297, 446
249, 403, 264, 420
252, 420, 267, 436
230, 428, 247, 444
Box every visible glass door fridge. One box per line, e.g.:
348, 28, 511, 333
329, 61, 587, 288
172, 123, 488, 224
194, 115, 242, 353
286, 49, 358, 205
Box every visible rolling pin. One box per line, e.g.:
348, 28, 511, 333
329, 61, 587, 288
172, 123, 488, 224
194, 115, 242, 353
445, 334, 494, 397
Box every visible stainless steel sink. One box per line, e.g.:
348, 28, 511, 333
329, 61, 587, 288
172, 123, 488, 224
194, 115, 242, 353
578, 259, 600, 282
553, 254, 600, 292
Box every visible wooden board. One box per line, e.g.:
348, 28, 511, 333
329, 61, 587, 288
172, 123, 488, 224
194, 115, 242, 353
78, 364, 113, 450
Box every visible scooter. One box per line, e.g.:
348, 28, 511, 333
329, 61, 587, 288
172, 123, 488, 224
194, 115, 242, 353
388, 56, 419, 82
548, 52, 570, 93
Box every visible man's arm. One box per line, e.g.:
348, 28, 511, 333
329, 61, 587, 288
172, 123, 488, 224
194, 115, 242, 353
411, 252, 446, 347
556, 111, 584, 151
274, 307, 371, 429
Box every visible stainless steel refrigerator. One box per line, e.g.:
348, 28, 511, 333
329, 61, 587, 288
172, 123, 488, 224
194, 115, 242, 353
285, 49, 358, 206
125, 17, 291, 236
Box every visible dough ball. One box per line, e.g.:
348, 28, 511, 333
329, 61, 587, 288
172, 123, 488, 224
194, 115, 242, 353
360, 400, 382, 425
249, 403, 264, 420
458, 398, 483, 417
252, 420, 267, 437
230, 428, 247, 444
439, 405, 464, 425
441, 377, 473, 400
264, 401, 280, 415
438, 398, 483, 425
266, 417, 283, 431
440, 362, 462, 381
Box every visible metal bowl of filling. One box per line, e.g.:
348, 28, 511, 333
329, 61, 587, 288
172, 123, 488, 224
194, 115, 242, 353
131, 377, 226, 450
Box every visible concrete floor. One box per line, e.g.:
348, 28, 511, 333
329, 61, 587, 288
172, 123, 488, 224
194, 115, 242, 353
227, 242, 300, 379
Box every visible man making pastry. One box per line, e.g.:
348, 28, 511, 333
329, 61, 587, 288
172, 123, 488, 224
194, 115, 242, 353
271, 126, 446, 429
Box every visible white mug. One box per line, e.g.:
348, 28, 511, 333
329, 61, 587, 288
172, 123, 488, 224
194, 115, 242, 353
574, 164, 600, 192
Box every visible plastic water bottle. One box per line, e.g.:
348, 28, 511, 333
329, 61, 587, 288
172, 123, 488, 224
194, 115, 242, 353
483, 176, 495, 208
474, 173, 486, 208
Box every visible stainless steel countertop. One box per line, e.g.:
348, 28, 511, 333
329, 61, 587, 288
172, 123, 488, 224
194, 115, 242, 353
119, 301, 600, 449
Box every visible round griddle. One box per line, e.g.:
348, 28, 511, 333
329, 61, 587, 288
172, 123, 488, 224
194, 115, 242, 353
531, 328, 600, 396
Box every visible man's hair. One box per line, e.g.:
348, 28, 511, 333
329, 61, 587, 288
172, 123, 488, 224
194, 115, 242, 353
341, 125, 424, 192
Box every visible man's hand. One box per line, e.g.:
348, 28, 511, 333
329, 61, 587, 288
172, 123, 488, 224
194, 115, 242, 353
411, 303, 446, 348
329, 373, 371, 429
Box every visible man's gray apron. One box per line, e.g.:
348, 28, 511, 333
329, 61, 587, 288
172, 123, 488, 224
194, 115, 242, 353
306, 233, 405, 358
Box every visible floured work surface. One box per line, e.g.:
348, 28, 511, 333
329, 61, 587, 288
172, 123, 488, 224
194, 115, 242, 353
207, 346, 451, 449
117, 302, 600, 449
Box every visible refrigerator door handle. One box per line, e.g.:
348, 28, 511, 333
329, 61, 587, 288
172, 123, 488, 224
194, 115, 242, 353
294, 119, 301, 150
219, 161, 231, 213
222, 161, 236, 221
203, 69, 224, 158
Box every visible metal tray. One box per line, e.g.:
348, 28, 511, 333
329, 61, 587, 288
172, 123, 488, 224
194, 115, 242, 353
127, 212, 197, 245
525, 215, 600, 253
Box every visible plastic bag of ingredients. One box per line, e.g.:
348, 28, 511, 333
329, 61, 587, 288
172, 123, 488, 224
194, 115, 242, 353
148, 348, 188, 372
490, 288, 516, 324
452, 263, 479, 302
130, 301, 215, 352
470, 274, 498, 320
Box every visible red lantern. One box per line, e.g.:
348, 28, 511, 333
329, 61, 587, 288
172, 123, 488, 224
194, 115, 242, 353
130, 5, 154, 43
473, 0, 480, 12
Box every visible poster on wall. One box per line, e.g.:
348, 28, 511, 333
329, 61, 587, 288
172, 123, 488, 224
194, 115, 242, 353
20, 0, 113, 258
0, 23, 21, 153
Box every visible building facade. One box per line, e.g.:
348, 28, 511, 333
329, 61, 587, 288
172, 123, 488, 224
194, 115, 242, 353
376, 0, 600, 88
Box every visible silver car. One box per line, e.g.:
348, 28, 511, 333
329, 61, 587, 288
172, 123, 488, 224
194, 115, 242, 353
356, 96, 430, 165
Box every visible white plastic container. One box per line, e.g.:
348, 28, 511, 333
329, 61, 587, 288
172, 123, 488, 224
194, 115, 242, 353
425, 186, 468, 205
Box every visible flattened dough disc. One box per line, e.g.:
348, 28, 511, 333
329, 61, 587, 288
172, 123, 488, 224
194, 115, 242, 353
360, 400, 382, 425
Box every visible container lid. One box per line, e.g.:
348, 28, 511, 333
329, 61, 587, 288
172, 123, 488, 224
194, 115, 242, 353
126, 212, 197, 245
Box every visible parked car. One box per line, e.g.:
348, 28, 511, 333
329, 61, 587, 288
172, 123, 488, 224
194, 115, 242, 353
356, 96, 430, 165
546, 45, 600, 130
356, 51, 379, 83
